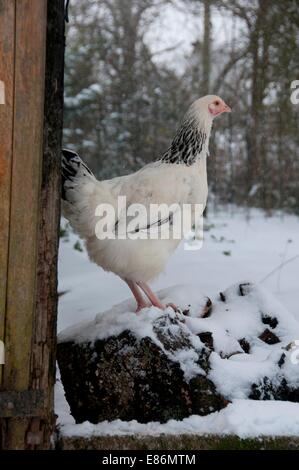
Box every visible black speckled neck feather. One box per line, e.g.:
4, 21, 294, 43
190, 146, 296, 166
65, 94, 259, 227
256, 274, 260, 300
159, 118, 207, 166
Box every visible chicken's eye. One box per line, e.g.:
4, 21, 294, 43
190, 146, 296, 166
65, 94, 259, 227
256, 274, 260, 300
215, 100, 220, 106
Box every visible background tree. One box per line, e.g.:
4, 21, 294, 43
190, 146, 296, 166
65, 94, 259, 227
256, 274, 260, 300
64, 0, 299, 212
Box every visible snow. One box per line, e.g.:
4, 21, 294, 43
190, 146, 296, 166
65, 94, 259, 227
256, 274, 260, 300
58, 293, 206, 381
58, 284, 216, 345
58, 281, 299, 389
57, 207, 299, 438
58, 400, 299, 439
58, 207, 299, 332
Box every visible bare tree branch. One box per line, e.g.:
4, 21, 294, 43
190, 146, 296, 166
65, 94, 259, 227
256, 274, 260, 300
213, 46, 250, 92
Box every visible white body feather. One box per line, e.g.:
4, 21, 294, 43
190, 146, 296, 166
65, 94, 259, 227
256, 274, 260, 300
62, 156, 208, 282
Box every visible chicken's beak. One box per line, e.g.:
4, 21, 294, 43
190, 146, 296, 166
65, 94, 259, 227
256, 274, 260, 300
222, 102, 231, 113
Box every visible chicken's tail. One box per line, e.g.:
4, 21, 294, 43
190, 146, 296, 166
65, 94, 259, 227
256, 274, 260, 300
61, 148, 99, 238
62, 148, 95, 201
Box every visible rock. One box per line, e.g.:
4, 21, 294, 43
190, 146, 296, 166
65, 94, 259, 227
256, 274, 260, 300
259, 328, 280, 345
182, 296, 212, 318
198, 332, 214, 350
262, 315, 278, 329
57, 282, 299, 425
250, 377, 299, 402
239, 282, 252, 296
57, 312, 227, 424
201, 297, 213, 318
238, 338, 250, 353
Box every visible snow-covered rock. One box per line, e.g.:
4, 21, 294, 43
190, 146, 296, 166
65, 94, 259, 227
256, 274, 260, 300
57, 282, 299, 425
57, 308, 227, 424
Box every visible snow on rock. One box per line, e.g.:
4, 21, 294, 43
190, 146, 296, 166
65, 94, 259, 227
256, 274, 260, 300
58, 284, 212, 345
57, 282, 299, 428
57, 304, 227, 424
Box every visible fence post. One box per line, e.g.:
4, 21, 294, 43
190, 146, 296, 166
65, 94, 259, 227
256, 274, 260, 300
0, 0, 64, 449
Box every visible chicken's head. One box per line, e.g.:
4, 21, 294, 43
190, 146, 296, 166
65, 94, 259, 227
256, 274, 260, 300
189, 95, 231, 125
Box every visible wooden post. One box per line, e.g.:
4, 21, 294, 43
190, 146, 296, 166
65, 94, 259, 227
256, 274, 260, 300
0, 0, 15, 378
0, 0, 64, 449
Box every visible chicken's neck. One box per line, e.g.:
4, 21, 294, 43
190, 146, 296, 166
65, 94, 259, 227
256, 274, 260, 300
159, 117, 211, 166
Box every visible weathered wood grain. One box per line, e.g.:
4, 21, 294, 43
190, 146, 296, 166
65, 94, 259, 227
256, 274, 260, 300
0, 0, 47, 449
0, 0, 64, 449
3, 0, 47, 393
26, 0, 65, 449
0, 0, 15, 386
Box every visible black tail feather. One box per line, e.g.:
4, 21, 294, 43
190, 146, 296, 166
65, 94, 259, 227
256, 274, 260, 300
61, 148, 94, 200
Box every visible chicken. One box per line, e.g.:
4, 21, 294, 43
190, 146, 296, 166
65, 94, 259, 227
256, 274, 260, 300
62, 95, 231, 312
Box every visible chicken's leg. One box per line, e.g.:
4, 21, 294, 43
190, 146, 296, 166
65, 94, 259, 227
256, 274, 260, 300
125, 279, 149, 312
136, 281, 178, 311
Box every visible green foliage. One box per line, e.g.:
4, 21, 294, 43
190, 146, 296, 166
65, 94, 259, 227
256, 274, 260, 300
60, 222, 70, 240
223, 250, 232, 256
73, 240, 83, 252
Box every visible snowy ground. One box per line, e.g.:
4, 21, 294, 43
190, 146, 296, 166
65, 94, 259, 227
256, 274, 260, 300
58, 400, 299, 439
57, 206, 299, 438
58, 206, 299, 330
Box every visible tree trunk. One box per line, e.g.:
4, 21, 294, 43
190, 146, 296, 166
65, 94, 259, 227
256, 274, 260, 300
246, 0, 270, 206
246, 22, 260, 199
202, 0, 211, 216
202, 0, 211, 95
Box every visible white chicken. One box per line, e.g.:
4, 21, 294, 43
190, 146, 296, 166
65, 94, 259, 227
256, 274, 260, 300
62, 95, 231, 311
